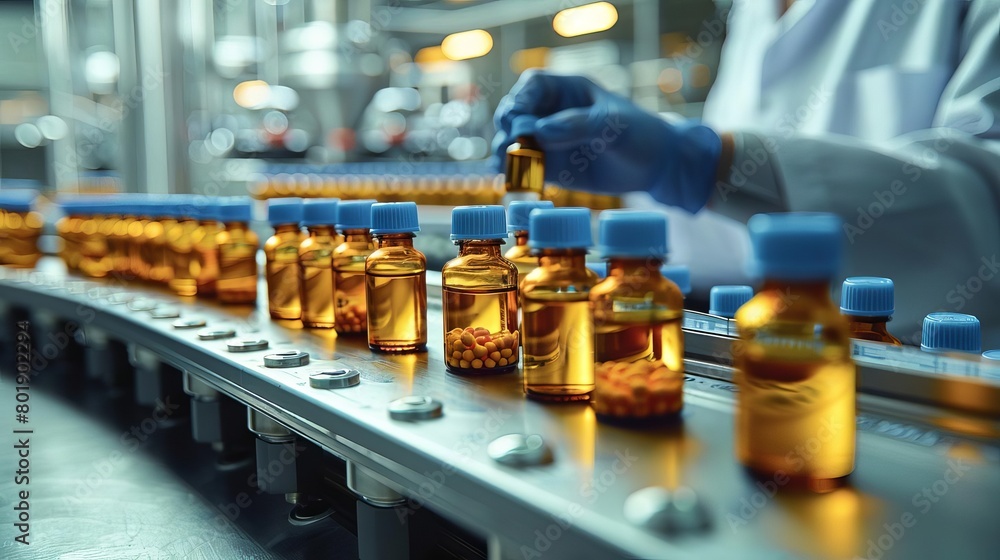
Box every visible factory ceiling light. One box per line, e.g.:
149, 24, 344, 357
441, 29, 493, 61
553, 2, 619, 38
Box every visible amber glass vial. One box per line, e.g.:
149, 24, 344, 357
735, 213, 855, 492
839, 277, 902, 345
264, 198, 304, 319
520, 208, 600, 401
443, 206, 519, 374
503, 115, 545, 204
79, 200, 112, 279
107, 198, 132, 277
590, 211, 684, 423
299, 199, 339, 328
366, 202, 427, 352
128, 201, 151, 280
167, 197, 200, 296
504, 200, 554, 278
192, 199, 221, 297
332, 199, 376, 334
0, 191, 43, 268
148, 201, 176, 284
215, 198, 259, 304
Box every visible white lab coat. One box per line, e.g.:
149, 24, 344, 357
633, 0, 1000, 349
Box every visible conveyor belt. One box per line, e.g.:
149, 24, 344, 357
1, 262, 998, 560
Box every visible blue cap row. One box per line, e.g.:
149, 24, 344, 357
0, 189, 38, 212
841, 277, 894, 317
710, 285, 753, 318
507, 200, 553, 232
748, 213, 843, 281
528, 208, 593, 250
921, 312, 981, 354
596, 210, 668, 260
268, 197, 303, 225
452, 205, 506, 240
372, 202, 420, 234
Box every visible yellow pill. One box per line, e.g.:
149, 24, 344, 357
462, 349, 475, 362
473, 328, 490, 337
500, 348, 512, 359
452, 339, 465, 353
484, 341, 498, 354
448, 358, 459, 367
460, 360, 470, 368
473, 345, 488, 358
472, 359, 483, 368
495, 337, 507, 350
460, 332, 476, 347
498, 358, 508, 367
452, 350, 463, 360
484, 359, 496, 368
449, 328, 463, 337
489, 351, 501, 362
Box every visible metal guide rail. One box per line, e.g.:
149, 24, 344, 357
1, 264, 999, 560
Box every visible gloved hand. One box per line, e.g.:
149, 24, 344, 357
492, 71, 722, 213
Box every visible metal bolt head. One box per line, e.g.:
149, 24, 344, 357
127, 298, 158, 311
150, 306, 181, 319
388, 396, 443, 421
623, 486, 711, 535
487, 434, 553, 467
263, 350, 310, 368
227, 339, 270, 353
173, 317, 207, 329
197, 327, 236, 340
309, 369, 360, 389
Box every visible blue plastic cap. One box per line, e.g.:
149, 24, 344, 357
451, 205, 506, 240
507, 200, 554, 231
302, 198, 339, 227
748, 213, 843, 280
586, 263, 608, 279
710, 285, 754, 318
921, 312, 981, 354
510, 115, 538, 139
528, 208, 593, 250
661, 264, 691, 295
0, 190, 38, 212
337, 199, 376, 230
840, 277, 895, 317
215, 197, 252, 222
268, 197, 303, 225
372, 202, 420, 235
982, 350, 1000, 361
597, 210, 669, 260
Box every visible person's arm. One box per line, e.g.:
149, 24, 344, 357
710, 0, 1000, 346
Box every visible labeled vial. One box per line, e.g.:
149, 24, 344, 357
299, 199, 339, 328
215, 197, 259, 304
839, 277, 902, 345
333, 199, 376, 334
660, 265, 692, 297
366, 202, 427, 352
192, 198, 221, 297
521, 208, 600, 402
503, 116, 545, 204
590, 211, 684, 423
0, 190, 43, 268
710, 285, 754, 318
920, 313, 981, 354
443, 206, 519, 374
264, 198, 305, 319
504, 200, 554, 277
167, 196, 200, 297
735, 213, 855, 492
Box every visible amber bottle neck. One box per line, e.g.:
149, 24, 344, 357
307, 225, 336, 237
608, 258, 665, 277
342, 229, 372, 243
845, 314, 892, 326
273, 224, 299, 234
512, 231, 529, 246
375, 232, 415, 248
458, 239, 504, 257
223, 221, 249, 230
537, 248, 588, 269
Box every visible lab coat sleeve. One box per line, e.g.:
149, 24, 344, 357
709, 0, 1000, 347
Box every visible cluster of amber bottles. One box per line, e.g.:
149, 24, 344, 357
0, 190, 44, 268
56, 194, 259, 303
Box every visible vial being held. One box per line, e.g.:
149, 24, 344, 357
521, 208, 600, 402
590, 211, 684, 423
215, 197, 259, 304
502, 115, 545, 205
333, 199, 376, 334
264, 198, 305, 320
735, 213, 855, 492
443, 206, 519, 374
366, 202, 427, 352
839, 277, 902, 345
504, 200, 554, 278
299, 199, 339, 329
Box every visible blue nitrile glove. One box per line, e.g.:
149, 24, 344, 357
492, 71, 722, 213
